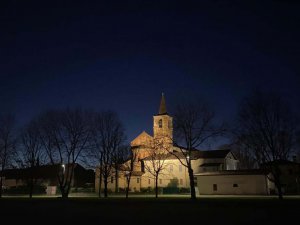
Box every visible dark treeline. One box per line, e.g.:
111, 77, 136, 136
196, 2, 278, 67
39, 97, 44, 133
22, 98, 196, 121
0, 90, 299, 200
0, 109, 127, 199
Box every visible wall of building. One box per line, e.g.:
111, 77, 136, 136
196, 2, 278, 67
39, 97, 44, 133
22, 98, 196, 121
95, 158, 192, 193
2, 178, 18, 188
142, 159, 190, 189
195, 174, 268, 195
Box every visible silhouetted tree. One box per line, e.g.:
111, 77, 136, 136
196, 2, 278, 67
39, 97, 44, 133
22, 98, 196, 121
111, 145, 130, 193
144, 138, 171, 198
90, 111, 125, 198
123, 146, 137, 198
0, 114, 17, 198
218, 143, 257, 169
235, 91, 298, 199
19, 119, 44, 198
38, 109, 91, 199
172, 101, 225, 200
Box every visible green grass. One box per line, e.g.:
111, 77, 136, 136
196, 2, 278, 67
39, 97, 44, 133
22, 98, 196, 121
1, 195, 300, 225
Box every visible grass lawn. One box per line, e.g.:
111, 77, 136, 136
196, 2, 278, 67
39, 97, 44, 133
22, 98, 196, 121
1, 196, 299, 225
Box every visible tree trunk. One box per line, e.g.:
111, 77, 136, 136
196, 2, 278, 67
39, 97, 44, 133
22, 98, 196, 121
274, 166, 283, 200
98, 170, 102, 198
277, 184, 283, 200
126, 177, 131, 199
62, 190, 69, 199
155, 176, 158, 198
115, 168, 119, 193
0, 177, 3, 198
29, 177, 33, 199
104, 177, 108, 198
59, 183, 69, 199
188, 166, 196, 200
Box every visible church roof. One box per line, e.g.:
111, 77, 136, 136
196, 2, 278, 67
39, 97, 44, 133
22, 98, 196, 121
158, 93, 167, 115
130, 131, 153, 147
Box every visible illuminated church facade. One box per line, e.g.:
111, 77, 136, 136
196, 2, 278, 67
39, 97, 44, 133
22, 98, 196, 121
95, 94, 239, 193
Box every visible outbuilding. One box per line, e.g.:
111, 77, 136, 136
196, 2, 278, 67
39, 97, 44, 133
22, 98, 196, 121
194, 170, 269, 195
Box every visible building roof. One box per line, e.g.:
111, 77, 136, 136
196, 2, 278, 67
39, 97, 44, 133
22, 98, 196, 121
141, 149, 232, 161
173, 144, 232, 160
262, 159, 300, 166
192, 149, 231, 159
0, 163, 86, 179
131, 171, 145, 176
130, 131, 153, 147
142, 152, 183, 161
199, 163, 222, 167
158, 93, 167, 115
195, 169, 267, 176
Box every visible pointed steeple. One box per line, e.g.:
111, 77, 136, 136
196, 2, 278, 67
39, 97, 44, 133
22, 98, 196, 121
158, 93, 167, 115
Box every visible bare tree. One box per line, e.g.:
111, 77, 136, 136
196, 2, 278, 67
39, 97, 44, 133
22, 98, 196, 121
19, 119, 44, 198
90, 111, 125, 198
143, 138, 171, 198
230, 143, 257, 169
111, 145, 130, 193
38, 109, 91, 199
236, 91, 298, 199
0, 114, 17, 198
122, 146, 137, 198
218, 143, 257, 169
172, 101, 225, 200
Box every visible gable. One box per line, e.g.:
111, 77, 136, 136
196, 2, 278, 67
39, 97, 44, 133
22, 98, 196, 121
225, 151, 237, 160
131, 131, 153, 147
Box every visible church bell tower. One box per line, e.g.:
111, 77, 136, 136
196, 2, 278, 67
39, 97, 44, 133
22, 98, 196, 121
153, 93, 173, 143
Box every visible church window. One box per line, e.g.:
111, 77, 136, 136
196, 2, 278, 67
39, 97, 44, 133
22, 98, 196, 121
148, 179, 151, 184
179, 165, 182, 172
137, 178, 140, 183
213, 184, 217, 191
159, 179, 162, 184
141, 161, 145, 172
158, 119, 162, 128
233, 184, 238, 187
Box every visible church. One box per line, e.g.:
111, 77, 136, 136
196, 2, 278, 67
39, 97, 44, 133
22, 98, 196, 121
95, 94, 239, 194
95, 95, 300, 195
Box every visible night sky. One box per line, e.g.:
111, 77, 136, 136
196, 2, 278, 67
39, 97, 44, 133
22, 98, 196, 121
1, 0, 300, 148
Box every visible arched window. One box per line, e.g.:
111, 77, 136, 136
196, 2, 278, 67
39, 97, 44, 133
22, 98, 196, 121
158, 119, 162, 128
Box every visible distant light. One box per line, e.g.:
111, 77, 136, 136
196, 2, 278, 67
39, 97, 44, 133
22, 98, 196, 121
187, 155, 190, 162
62, 164, 65, 173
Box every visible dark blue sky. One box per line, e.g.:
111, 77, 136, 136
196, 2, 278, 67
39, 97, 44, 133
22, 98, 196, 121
1, 0, 299, 148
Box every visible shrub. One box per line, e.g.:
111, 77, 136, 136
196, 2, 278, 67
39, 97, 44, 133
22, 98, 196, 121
4, 185, 46, 195
70, 187, 95, 193
163, 187, 179, 194
179, 187, 190, 193
167, 178, 179, 188
140, 187, 153, 193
